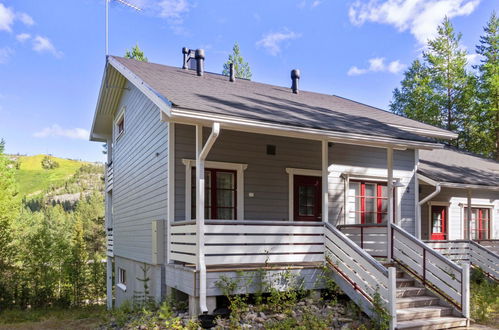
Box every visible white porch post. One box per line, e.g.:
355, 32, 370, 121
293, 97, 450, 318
467, 190, 472, 240
414, 150, 421, 239
387, 147, 394, 261
195, 124, 207, 314
167, 122, 175, 264
322, 140, 329, 223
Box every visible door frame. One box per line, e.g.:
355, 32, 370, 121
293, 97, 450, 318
293, 174, 322, 221
286, 168, 322, 221
430, 205, 447, 240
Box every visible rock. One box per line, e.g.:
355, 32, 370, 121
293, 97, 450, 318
337, 317, 353, 323
274, 313, 286, 321
255, 317, 265, 323
258, 311, 267, 319
297, 301, 306, 306
341, 324, 351, 330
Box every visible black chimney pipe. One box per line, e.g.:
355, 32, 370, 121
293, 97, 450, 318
291, 69, 300, 94
195, 49, 205, 76
229, 62, 235, 82
182, 47, 189, 69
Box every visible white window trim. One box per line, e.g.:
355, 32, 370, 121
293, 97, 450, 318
117, 267, 126, 291
285, 168, 322, 222
114, 107, 126, 142
182, 159, 248, 220
460, 204, 494, 240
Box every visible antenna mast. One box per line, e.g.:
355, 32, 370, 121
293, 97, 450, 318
105, 0, 142, 56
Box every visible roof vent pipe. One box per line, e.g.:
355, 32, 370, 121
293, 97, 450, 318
195, 49, 205, 76
291, 69, 300, 94
229, 63, 235, 82
182, 47, 190, 69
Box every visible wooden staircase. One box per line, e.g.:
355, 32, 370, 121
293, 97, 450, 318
392, 266, 467, 329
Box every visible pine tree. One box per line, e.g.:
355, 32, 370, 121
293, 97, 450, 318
125, 44, 148, 62
222, 42, 252, 80
424, 17, 472, 139
390, 60, 440, 126
475, 12, 499, 160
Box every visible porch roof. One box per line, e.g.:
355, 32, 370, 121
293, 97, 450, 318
91, 55, 456, 144
418, 147, 499, 188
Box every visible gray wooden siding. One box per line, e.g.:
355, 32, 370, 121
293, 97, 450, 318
174, 124, 417, 233
420, 186, 499, 240
329, 145, 417, 234
112, 81, 168, 263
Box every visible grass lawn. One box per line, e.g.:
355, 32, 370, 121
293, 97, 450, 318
0, 306, 108, 330
12, 154, 88, 197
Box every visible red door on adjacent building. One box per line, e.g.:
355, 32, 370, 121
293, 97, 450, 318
294, 175, 322, 221
430, 206, 447, 240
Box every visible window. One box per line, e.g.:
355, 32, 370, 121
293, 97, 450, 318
294, 175, 322, 221
348, 180, 390, 224
191, 168, 237, 220
117, 267, 126, 291
115, 109, 125, 140
464, 207, 491, 240
117, 117, 124, 136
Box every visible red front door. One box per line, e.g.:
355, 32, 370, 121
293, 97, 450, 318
294, 175, 322, 221
430, 206, 447, 240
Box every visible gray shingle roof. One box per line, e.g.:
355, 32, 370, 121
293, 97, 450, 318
112, 56, 453, 143
419, 147, 499, 187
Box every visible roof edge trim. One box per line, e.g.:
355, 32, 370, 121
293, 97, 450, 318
418, 173, 499, 191
108, 57, 173, 117
170, 107, 444, 150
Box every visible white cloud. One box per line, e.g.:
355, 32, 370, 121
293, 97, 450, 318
298, 0, 322, 8
32, 35, 63, 58
0, 3, 15, 32
311, 1, 322, 8
256, 30, 301, 56
17, 12, 34, 26
348, 57, 406, 76
0, 47, 13, 64
349, 0, 480, 45
34, 125, 89, 140
158, 0, 190, 20
16, 32, 30, 42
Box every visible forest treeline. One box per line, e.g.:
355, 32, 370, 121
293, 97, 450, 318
0, 140, 106, 309
390, 13, 499, 160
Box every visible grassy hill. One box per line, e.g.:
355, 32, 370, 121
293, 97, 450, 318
11, 154, 90, 197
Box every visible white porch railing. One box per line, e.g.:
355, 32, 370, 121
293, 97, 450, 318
425, 240, 499, 281
391, 224, 469, 317
106, 162, 114, 192
337, 224, 388, 258
106, 227, 114, 257
170, 220, 325, 266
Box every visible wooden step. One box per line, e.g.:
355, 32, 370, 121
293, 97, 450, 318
396, 296, 440, 309
397, 306, 453, 322
396, 287, 427, 298
396, 316, 467, 329
396, 278, 415, 288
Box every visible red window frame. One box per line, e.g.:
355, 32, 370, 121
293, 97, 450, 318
191, 168, 237, 220
464, 207, 491, 240
430, 205, 447, 240
350, 180, 392, 224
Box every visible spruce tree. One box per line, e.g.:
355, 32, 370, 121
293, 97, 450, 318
222, 42, 252, 80
476, 12, 499, 160
390, 60, 440, 126
125, 44, 148, 62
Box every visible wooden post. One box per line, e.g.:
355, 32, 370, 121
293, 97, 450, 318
387, 147, 394, 262
195, 124, 207, 314
322, 140, 329, 223
388, 267, 397, 330
467, 190, 472, 240
462, 263, 470, 322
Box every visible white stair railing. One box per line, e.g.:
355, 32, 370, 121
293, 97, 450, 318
391, 224, 469, 318
426, 240, 499, 281
325, 223, 397, 329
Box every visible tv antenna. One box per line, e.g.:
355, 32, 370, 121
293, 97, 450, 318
105, 0, 142, 56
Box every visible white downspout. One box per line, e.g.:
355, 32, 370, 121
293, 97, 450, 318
196, 122, 220, 314
418, 183, 441, 240
322, 140, 329, 223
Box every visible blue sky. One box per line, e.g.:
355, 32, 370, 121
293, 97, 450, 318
0, 0, 497, 162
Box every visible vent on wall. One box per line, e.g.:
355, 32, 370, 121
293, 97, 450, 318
266, 144, 276, 155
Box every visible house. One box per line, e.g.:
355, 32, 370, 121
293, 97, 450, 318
417, 147, 499, 279
89, 49, 491, 328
